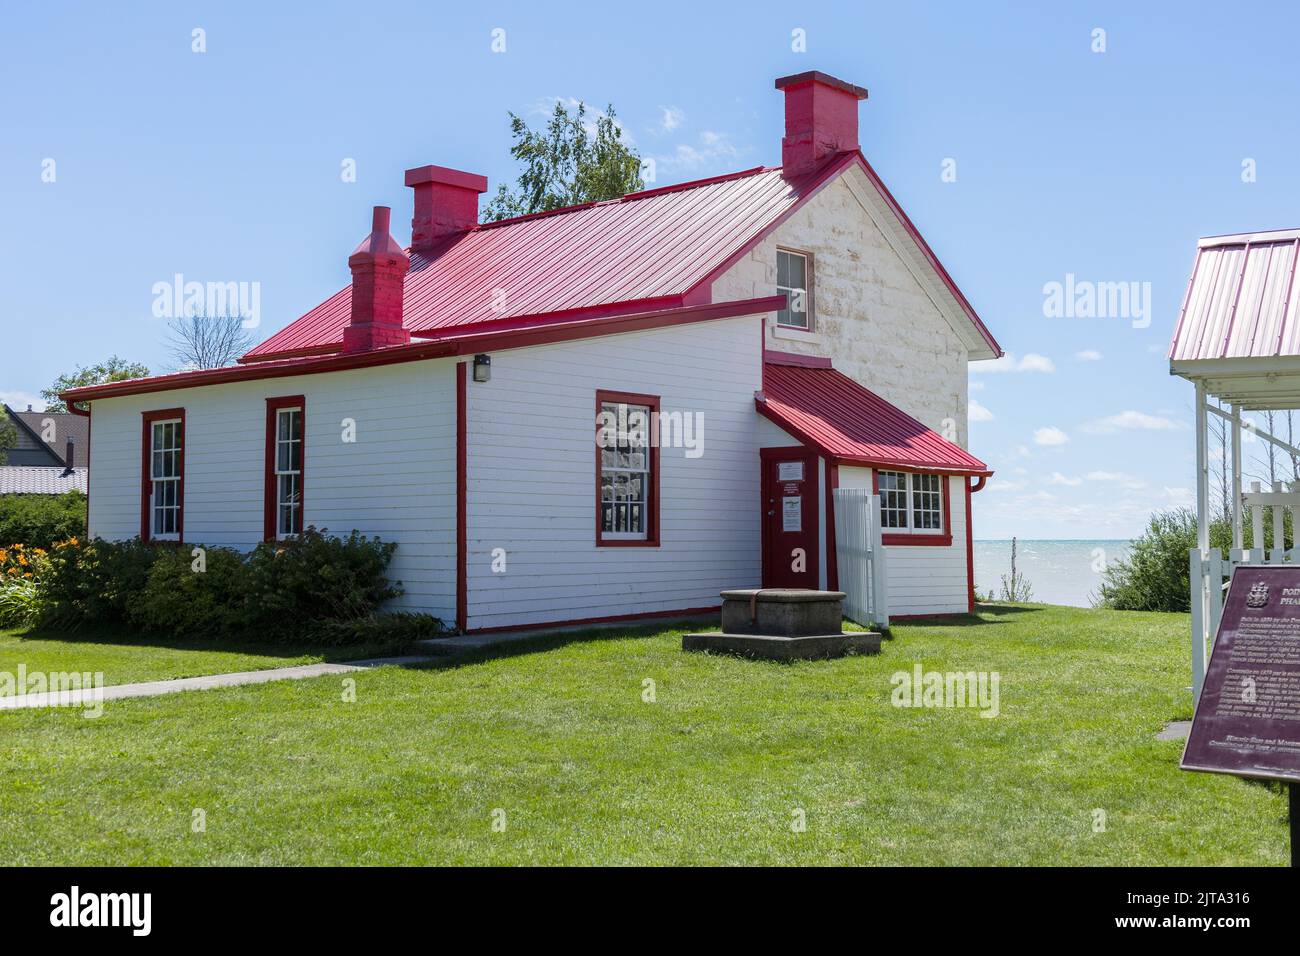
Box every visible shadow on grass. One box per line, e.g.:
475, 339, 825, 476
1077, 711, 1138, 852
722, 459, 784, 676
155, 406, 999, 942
409, 616, 715, 671
885, 603, 1045, 630
8, 624, 408, 665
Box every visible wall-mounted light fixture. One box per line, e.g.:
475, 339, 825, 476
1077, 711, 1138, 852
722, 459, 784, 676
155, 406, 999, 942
472, 353, 492, 383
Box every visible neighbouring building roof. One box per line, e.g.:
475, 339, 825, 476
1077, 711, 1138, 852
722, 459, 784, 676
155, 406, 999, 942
757, 357, 990, 475
1170, 229, 1300, 362
5, 405, 89, 466
0, 466, 87, 495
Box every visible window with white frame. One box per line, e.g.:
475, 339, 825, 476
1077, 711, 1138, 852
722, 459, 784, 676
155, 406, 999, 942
274, 406, 303, 538
877, 470, 945, 533
598, 400, 652, 540
776, 249, 812, 329
149, 419, 183, 539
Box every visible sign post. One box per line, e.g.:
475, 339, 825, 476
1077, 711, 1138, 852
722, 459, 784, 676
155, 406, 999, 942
1181, 566, 1300, 865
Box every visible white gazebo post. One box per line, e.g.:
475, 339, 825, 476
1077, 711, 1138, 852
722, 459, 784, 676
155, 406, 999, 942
1192, 381, 1209, 700
1231, 404, 1243, 552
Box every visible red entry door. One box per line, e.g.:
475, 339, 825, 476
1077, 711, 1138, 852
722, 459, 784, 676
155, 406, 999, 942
761, 448, 819, 589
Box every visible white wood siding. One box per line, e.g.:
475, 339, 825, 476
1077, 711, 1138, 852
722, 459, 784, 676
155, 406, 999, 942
838, 466, 969, 615
465, 315, 765, 630
85, 361, 457, 622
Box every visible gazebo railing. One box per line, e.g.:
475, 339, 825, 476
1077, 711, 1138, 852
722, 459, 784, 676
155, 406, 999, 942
1189, 479, 1300, 701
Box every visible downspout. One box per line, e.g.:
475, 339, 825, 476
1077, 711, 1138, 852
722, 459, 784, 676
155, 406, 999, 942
966, 473, 990, 611
66, 400, 91, 539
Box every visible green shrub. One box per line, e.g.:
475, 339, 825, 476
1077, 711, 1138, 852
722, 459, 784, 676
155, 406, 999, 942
308, 612, 446, 647
0, 491, 86, 550
1097, 508, 1234, 612
129, 545, 251, 637
30, 528, 424, 644
0, 576, 42, 629
37, 537, 165, 629
244, 527, 402, 638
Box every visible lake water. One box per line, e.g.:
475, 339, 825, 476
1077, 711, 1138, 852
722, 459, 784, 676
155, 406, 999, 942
973, 539, 1133, 608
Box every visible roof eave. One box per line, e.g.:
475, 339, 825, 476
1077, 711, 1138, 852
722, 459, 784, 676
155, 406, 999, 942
62, 296, 786, 405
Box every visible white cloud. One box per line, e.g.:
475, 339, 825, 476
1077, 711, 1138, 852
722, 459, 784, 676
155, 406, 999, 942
1034, 426, 1070, 446
1075, 349, 1103, 361
0, 389, 44, 412
971, 352, 1055, 374
1048, 471, 1083, 486
969, 381, 985, 392
1084, 410, 1185, 433
1085, 470, 1147, 489
969, 399, 994, 422
985, 479, 1028, 493
1163, 486, 1195, 507
655, 129, 743, 174
656, 106, 684, 133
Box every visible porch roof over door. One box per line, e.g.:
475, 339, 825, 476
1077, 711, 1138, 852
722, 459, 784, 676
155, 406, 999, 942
1169, 229, 1300, 408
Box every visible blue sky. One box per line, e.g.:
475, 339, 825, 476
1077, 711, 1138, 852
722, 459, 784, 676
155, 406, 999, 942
4, 1, 1299, 538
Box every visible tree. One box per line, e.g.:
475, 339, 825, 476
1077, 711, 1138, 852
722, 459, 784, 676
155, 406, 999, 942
483, 101, 644, 222
0, 408, 16, 466
166, 313, 254, 371
42, 356, 151, 413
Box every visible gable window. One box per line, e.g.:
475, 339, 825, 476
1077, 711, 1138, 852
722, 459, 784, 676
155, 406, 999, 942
595, 390, 660, 547
141, 409, 185, 541
265, 397, 305, 540
875, 469, 951, 546
776, 249, 812, 330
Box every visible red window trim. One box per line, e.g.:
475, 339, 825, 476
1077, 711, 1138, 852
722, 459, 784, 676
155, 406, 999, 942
140, 408, 186, 542
872, 467, 953, 547
595, 389, 661, 547
264, 395, 306, 541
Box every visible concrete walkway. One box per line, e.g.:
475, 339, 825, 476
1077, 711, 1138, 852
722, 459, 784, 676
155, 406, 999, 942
1, 615, 714, 711
0, 655, 431, 711
1156, 720, 1192, 741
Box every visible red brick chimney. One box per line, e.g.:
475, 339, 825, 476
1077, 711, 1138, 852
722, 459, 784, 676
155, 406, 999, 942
774, 71, 869, 179
342, 206, 411, 354
405, 164, 488, 253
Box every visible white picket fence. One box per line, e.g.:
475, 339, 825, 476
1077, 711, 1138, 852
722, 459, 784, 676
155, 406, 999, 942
1189, 479, 1300, 700
832, 488, 889, 627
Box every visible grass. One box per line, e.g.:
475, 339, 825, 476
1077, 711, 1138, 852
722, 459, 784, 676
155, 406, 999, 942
0, 603, 1289, 865
0, 627, 405, 694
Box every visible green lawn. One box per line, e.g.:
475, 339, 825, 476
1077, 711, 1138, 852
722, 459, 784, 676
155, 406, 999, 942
0, 604, 1289, 865
0, 628, 401, 694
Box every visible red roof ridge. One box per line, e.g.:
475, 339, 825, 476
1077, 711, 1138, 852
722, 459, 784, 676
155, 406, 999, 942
473, 165, 777, 232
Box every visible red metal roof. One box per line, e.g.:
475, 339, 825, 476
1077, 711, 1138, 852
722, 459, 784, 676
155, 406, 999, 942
245, 151, 1000, 363
245, 164, 828, 361
1170, 229, 1300, 362
758, 360, 990, 474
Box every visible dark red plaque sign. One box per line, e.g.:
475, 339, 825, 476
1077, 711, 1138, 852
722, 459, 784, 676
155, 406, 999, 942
1182, 565, 1300, 783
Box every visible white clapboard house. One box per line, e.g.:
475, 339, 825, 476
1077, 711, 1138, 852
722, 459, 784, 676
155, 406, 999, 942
64, 71, 1001, 633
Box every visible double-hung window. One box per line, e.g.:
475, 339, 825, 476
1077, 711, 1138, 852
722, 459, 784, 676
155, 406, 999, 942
265, 397, 305, 540
142, 409, 185, 541
776, 249, 812, 330
595, 390, 660, 546
876, 470, 949, 544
